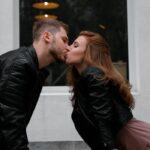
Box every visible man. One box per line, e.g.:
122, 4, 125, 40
0, 19, 69, 150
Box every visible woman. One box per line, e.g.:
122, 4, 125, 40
66, 31, 150, 150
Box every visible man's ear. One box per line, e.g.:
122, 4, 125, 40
43, 31, 53, 43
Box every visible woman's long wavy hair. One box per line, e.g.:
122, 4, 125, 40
67, 31, 134, 108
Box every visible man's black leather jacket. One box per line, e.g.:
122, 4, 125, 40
0, 46, 49, 150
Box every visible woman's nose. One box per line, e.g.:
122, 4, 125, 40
66, 45, 71, 52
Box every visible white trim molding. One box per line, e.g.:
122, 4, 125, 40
127, 0, 140, 95
13, 0, 20, 49
13, 0, 140, 96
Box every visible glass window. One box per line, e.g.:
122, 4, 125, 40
20, 0, 128, 86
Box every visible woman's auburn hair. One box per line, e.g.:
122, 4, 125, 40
67, 31, 134, 109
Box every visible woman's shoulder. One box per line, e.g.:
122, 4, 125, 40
81, 66, 104, 77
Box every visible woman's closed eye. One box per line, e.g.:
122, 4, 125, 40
73, 42, 79, 48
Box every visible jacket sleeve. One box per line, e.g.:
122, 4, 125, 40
0, 59, 31, 150
83, 68, 115, 149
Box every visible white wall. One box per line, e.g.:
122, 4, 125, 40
27, 87, 81, 142
128, 0, 150, 122
0, 0, 150, 142
0, 0, 19, 54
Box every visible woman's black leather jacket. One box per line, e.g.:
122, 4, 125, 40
72, 67, 133, 149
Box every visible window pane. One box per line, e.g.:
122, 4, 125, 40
20, 0, 128, 86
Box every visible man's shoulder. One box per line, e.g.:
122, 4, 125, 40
0, 47, 27, 60
14, 47, 38, 70
0, 47, 36, 69
10, 46, 36, 63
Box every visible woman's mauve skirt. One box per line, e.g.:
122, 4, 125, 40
116, 118, 150, 150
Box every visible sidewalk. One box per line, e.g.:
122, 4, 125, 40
29, 141, 90, 150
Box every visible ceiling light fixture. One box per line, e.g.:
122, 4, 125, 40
35, 14, 58, 20
32, 2, 59, 9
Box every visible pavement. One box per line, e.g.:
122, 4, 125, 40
29, 141, 90, 150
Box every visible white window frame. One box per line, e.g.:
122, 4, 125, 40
127, 0, 140, 95
14, 0, 139, 96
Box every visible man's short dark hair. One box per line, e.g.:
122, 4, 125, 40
32, 19, 69, 41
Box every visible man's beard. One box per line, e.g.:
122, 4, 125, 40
49, 43, 63, 63
50, 50, 63, 63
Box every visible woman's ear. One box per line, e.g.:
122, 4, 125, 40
43, 31, 53, 43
